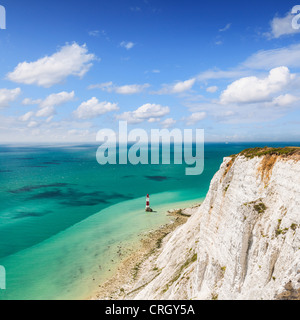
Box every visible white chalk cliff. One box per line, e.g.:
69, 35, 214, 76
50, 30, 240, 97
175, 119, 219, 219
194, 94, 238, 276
128, 148, 300, 300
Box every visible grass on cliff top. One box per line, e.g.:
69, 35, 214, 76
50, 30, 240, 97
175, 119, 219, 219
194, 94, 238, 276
232, 147, 300, 159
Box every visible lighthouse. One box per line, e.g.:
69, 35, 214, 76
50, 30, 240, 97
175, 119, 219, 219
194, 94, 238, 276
145, 194, 153, 212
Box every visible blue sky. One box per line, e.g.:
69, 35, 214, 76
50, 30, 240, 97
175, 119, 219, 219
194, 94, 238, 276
0, 0, 300, 142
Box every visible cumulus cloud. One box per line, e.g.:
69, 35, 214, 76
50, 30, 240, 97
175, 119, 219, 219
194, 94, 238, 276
220, 67, 295, 105
39, 91, 75, 109
74, 97, 119, 119
114, 84, 150, 94
117, 103, 170, 124
270, 94, 300, 107
89, 82, 150, 94
0, 88, 21, 108
154, 78, 196, 94
35, 91, 75, 118
20, 91, 75, 120
36, 106, 56, 118
7, 43, 96, 87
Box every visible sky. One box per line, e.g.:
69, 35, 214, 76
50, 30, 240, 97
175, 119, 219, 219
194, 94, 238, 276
0, 0, 300, 143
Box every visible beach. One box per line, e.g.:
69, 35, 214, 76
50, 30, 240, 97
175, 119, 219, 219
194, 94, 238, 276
91, 204, 201, 300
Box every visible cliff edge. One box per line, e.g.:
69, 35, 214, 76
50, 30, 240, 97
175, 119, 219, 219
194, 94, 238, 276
126, 147, 300, 300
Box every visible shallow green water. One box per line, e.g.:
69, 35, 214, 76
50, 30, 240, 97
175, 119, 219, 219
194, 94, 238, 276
0, 142, 299, 300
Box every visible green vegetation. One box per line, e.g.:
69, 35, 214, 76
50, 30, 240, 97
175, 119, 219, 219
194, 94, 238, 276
291, 224, 299, 231
220, 266, 227, 278
211, 293, 219, 300
133, 262, 142, 280
238, 147, 300, 159
254, 202, 267, 214
244, 199, 267, 215
275, 219, 289, 237
224, 184, 230, 193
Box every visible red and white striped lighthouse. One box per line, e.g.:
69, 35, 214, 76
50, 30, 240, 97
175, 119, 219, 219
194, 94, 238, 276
146, 194, 150, 210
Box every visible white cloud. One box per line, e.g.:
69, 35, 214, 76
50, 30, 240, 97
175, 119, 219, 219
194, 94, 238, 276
220, 67, 295, 105
160, 118, 177, 128
117, 103, 170, 124
39, 91, 75, 109
46, 116, 54, 123
22, 98, 42, 105
185, 112, 207, 125
88, 30, 100, 37
270, 94, 300, 107
7, 43, 96, 87
266, 11, 300, 39
35, 91, 75, 118
88, 82, 113, 90
206, 86, 218, 93
120, 41, 135, 50
0, 88, 21, 108
155, 78, 196, 94
27, 121, 39, 128
219, 23, 231, 32
215, 40, 223, 46
144, 69, 161, 74
148, 118, 161, 123
195, 43, 300, 84
89, 30, 110, 41
0, 114, 96, 143
74, 97, 119, 119
115, 84, 150, 94
196, 69, 246, 82
243, 43, 300, 70
89, 82, 150, 94
36, 106, 55, 118
19, 111, 34, 122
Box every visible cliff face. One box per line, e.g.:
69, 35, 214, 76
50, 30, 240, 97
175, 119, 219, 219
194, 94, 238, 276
130, 149, 300, 300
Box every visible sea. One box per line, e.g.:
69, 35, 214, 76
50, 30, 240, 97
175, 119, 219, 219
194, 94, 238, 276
0, 142, 299, 300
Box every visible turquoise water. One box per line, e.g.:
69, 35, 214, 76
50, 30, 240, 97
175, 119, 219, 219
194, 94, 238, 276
0, 142, 299, 300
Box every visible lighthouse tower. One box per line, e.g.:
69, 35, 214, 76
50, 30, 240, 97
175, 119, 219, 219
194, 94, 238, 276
145, 194, 153, 212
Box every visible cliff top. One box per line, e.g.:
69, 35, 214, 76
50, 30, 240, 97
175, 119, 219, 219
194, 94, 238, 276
234, 147, 300, 160
224, 147, 300, 182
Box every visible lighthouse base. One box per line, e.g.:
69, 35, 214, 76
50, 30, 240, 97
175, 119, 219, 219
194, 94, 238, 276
145, 207, 153, 212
